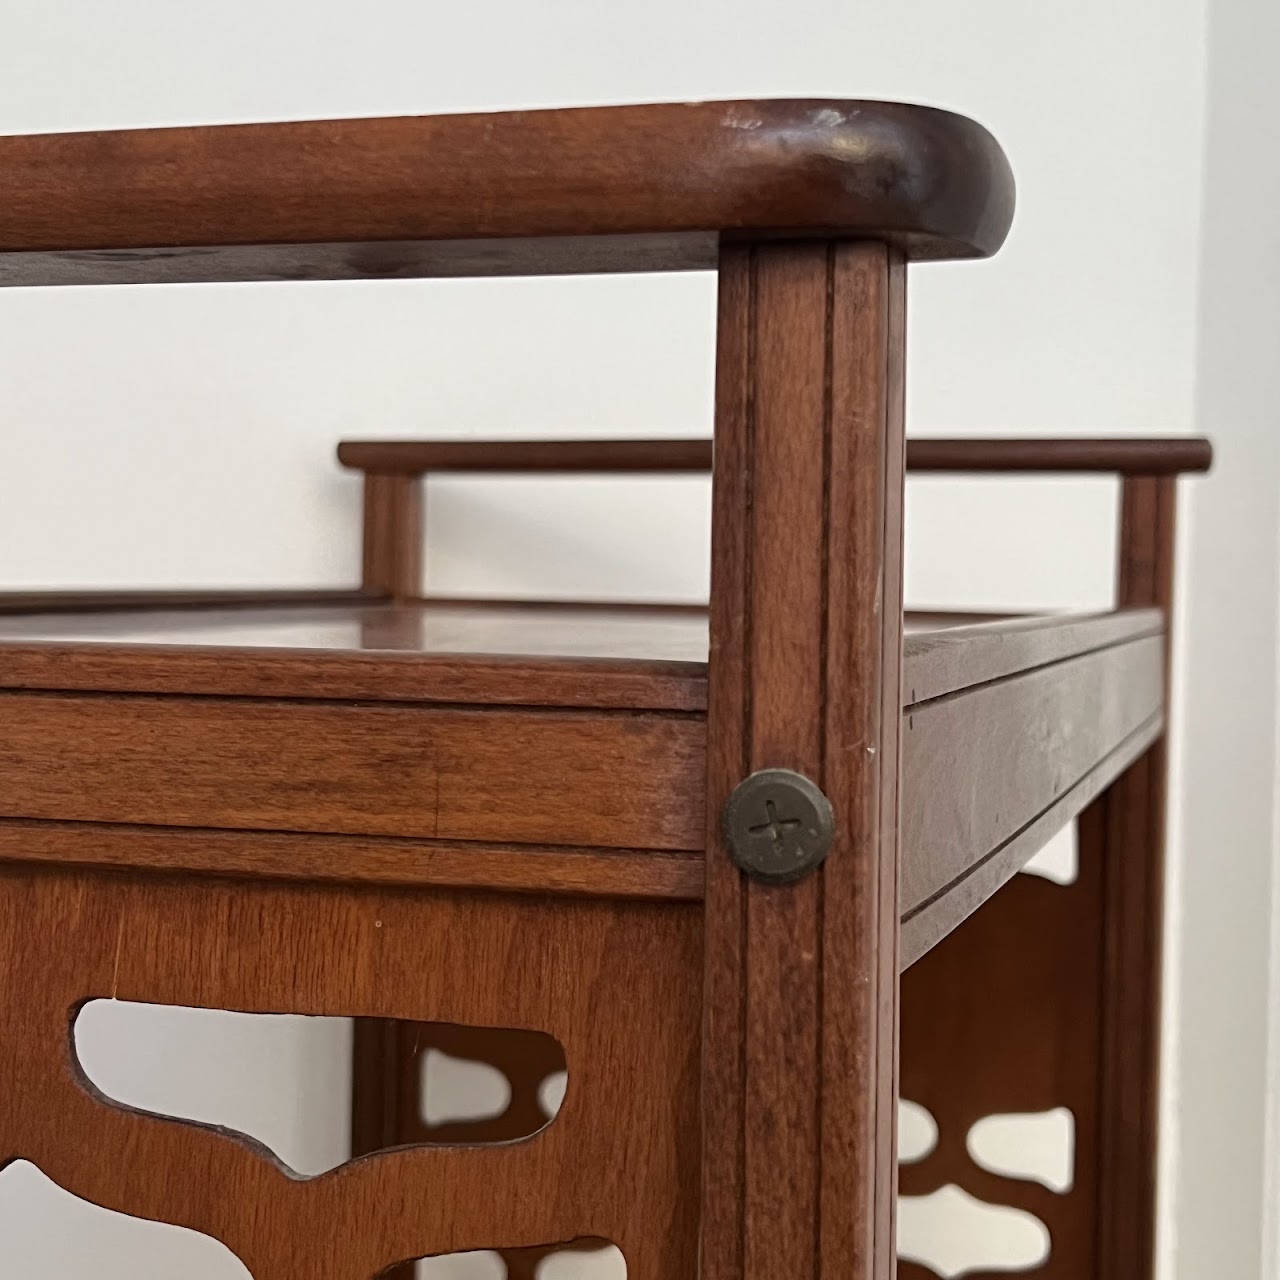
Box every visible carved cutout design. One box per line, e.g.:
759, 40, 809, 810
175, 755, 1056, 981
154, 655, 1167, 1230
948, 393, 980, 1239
416, 1251, 505, 1280
75, 1004, 568, 1176
899, 1100, 939, 1165
393, 1238, 623, 1280
0, 1160, 252, 1278
898, 1185, 1049, 1278
535, 1241, 627, 1278
967, 1109, 1074, 1194
0, 866, 700, 1279
539, 1069, 569, 1121
378, 1025, 586, 1279
1021, 823, 1077, 885
900, 836, 1103, 1278
75, 1002, 354, 1176
423, 1047, 512, 1126
406, 1023, 567, 1145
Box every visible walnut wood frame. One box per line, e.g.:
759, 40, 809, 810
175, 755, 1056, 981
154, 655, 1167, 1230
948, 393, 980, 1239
0, 99, 1212, 1280
337, 443, 1196, 1280
0, 443, 1204, 1280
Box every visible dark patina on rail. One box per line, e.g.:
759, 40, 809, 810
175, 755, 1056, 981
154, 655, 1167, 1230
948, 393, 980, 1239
0, 99, 1014, 284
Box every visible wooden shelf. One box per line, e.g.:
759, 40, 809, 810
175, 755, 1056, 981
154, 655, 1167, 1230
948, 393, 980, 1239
0, 596, 1162, 964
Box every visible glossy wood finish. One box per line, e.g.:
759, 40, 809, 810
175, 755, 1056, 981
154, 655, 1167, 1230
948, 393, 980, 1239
0, 867, 702, 1278
0, 694, 705, 850
901, 709, 1159, 970
0, 601, 711, 710
0, 599, 1146, 707
0, 90, 1201, 1276
0, 503, 1194, 1280
699, 241, 905, 1280
0, 100, 1014, 289
0, 604, 1164, 937
338, 435, 1213, 478
0, 640, 708, 711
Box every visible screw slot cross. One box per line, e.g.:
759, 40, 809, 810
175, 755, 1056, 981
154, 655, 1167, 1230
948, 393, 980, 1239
724, 769, 833, 882
748, 799, 804, 854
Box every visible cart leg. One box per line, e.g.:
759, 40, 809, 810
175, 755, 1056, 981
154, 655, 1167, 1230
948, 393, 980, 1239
897, 474, 1174, 1280
1083, 473, 1175, 1280
701, 240, 908, 1280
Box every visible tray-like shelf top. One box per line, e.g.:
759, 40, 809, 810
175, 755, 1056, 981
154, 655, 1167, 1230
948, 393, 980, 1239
0, 100, 1014, 285
0, 599, 713, 661
0, 595, 1167, 959
0, 597, 1161, 714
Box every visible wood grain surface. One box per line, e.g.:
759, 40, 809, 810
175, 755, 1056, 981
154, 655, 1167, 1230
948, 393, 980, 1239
701, 240, 905, 1280
0, 602, 1156, 712
0, 100, 1014, 287
0, 596, 712, 710
0, 820, 704, 901
361, 474, 422, 601
337, 436, 1213, 478
0, 694, 705, 850
0, 866, 701, 1278
901, 634, 1164, 926
0, 607, 1169, 942
900, 709, 1161, 968
902, 607, 1161, 705
0, 639, 710, 711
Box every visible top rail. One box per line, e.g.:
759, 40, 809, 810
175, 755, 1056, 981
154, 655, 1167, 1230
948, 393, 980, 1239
0, 100, 1013, 286
338, 437, 1214, 478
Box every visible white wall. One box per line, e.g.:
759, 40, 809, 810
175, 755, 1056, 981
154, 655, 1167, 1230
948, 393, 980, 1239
0, 0, 1207, 596
0, 0, 1224, 1276
1178, 0, 1280, 1273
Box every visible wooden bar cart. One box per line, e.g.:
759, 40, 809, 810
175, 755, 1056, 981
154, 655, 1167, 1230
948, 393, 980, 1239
0, 99, 1208, 1279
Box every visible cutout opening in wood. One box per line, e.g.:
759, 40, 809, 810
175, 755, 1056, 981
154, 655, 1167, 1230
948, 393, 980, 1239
898, 1098, 939, 1165
966, 1107, 1075, 1193
74, 1004, 566, 1177
74, 1000, 353, 1177
538, 1069, 569, 1121
404, 1021, 568, 1145
387, 1237, 624, 1280
415, 1249, 506, 1279
422, 1049, 512, 1127
535, 1241, 626, 1279
897, 1185, 1049, 1278
1021, 821, 1078, 885
0, 1160, 252, 1278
